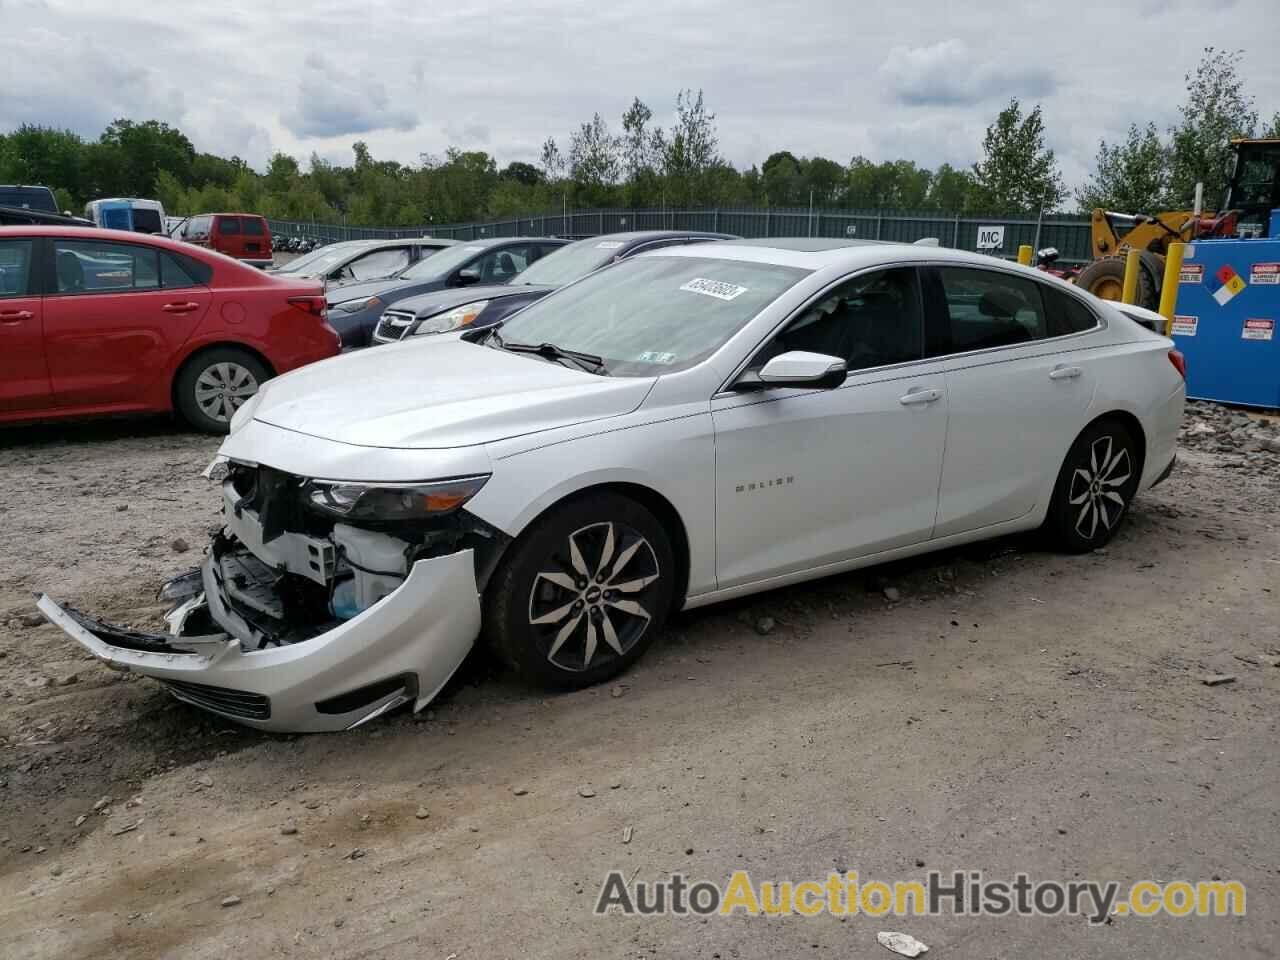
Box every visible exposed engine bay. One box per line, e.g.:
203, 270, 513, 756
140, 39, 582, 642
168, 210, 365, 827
188, 461, 503, 651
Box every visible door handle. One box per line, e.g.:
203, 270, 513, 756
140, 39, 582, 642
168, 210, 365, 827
898, 387, 942, 405
163, 302, 200, 313
0, 309, 32, 324
1049, 365, 1083, 380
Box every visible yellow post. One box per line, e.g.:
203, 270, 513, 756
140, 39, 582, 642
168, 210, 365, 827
1017, 244, 1033, 266
1121, 248, 1142, 304
1157, 242, 1186, 335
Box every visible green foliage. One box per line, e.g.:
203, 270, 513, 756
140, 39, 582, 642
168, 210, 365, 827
1076, 123, 1169, 212
1167, 47, 1258, 207
6, 71, 1270, 229
970, 99, 1065, 212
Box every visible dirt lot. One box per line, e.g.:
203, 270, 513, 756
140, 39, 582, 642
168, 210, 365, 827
1, 409, 1278, 959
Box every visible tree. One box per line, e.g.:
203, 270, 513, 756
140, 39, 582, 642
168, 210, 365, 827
801, 156, 845, 204
1077, 122, 1169, 212
620, 98, 658, 181
1264, 113, 1280, 139
1168, 48, 1258, 207
926, 163, 976, 212
99, 119, 195, 196
970, 98, 1065, 212
662, 89, 720, 206
567, 113, 621, 193
761, 150, 803, 205
500, 161, 543, 186
539, 137, 565, 181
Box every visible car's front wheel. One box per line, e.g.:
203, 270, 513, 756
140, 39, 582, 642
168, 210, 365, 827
485, 492, 674, 689
1045, 419, 1142, 552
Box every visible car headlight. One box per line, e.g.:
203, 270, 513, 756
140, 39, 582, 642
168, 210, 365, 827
302, 475, 489, 521
330, 295, 383, 314
411, 300, 489, 336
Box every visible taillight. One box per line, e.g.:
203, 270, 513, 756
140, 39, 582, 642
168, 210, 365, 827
287, 295, 327, 320
1168, 348, 1186, 379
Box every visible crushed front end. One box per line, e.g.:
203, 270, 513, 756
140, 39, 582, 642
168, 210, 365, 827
38, 461, 502, 733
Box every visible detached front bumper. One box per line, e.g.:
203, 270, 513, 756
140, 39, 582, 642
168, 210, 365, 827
37, 546, 481, 733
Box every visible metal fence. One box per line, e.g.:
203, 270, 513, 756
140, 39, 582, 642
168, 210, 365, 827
268, 206, 1094, 263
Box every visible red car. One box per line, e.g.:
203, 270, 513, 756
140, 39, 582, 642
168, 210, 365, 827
177, 213, 274, 269
0, 226, 339, 433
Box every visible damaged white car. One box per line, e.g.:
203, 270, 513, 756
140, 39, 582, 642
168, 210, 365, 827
39, 241, 1185, 732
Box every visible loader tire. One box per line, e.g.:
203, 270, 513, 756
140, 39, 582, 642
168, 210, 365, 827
1075, 255, 1159, 310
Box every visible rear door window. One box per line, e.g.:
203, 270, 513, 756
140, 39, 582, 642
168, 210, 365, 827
218, 216, 242, 236
0, 239, 34, 297
933, 267, 1049, 354
160, 250, 213, 288
242, 217, 264, 236
52, 240, 161, 294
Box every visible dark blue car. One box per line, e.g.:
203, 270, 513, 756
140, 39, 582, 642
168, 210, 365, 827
324, 237, 567, 348
370, 230, 736, 344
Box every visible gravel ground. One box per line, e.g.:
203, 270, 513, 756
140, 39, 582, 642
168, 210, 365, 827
0, 407, 1277, 959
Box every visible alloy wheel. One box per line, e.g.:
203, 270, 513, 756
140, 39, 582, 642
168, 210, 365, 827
1067, 435, 1132, 539
195, 362, 259, 423
527, 521, 661, 672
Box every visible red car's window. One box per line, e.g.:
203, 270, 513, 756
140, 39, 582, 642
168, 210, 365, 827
0, 239, 34, 298
242, 218, 265, 236
52, 240, 161, 294
218, 217, 242, 236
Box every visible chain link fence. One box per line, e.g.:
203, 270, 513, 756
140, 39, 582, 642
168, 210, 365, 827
268, 206, 1093, 264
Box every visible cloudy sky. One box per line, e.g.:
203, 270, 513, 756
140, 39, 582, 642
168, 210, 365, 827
4, 0, 1278, 189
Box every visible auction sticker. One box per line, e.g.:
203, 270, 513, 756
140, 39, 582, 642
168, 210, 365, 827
1242, 318, 1274, 341
1250, 262, 1280, 285
1171, 315, 1198, 336
680, 278, 748, 301
1179, 263, 1204, 284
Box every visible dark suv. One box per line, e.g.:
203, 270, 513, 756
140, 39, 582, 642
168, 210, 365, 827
372, 230, 735, 343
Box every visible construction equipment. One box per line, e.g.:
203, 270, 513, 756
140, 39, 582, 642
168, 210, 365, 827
1075, 138, 1280, 310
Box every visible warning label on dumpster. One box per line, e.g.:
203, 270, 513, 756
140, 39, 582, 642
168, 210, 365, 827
1171, 315, 1198, 336
1242, 318, 1274, 341
1179, 263, 1203, 284
1249, 263, 1280, 285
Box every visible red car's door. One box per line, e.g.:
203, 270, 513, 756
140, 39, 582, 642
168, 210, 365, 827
42, 237, 212, 410
0, 237, 51, 413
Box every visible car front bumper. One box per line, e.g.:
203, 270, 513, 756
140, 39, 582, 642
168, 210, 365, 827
36, 544, 481, 734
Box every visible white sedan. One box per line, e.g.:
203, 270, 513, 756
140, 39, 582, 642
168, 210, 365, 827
39, 241, 1185, 731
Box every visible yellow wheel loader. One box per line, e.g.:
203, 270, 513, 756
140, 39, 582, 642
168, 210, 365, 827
1076, 138, 1280, 310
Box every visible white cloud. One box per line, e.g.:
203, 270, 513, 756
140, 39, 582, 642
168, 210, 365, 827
880, 40, 1055, 107
282, 54, 419, 139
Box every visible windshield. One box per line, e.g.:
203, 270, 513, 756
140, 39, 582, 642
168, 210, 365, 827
513, 237, 621, 287
399, 243, 488, 281
276, 242, 361, 275
496, 255, 809, 376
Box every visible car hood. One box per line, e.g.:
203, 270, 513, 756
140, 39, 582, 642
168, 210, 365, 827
393, 283, 555, 317
252, 338, 655, 449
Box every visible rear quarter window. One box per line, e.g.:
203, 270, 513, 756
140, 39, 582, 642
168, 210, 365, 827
1042, 286, 1100, 336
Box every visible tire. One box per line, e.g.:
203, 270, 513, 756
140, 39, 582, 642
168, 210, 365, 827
1045, 420, 1142, 553
174, 347, 270, 434
484, 492, 675, 690
1075, 255, 1159, 309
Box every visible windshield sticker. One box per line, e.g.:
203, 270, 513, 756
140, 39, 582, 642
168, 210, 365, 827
596, 240, 625, 249
464, 246, 484, 252
637, 351, 677, 364
680, 278, 748, 301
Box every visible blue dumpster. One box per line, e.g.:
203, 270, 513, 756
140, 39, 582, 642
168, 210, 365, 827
1171, 237, 1280, 408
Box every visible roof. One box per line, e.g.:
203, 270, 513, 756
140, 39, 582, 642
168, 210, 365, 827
719, 237, 885, 252
0, 224, 225, 252
589, 230, 737, 242
651, 237, 1023, 272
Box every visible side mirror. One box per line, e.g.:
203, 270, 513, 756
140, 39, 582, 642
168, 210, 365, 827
752, 351, 847, 390
455, 268, 481, 287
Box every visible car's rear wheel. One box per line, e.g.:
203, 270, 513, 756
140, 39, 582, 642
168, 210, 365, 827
1045, 420, 1142, 552
175, 347, 269, 434
484, 492, 674, 690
